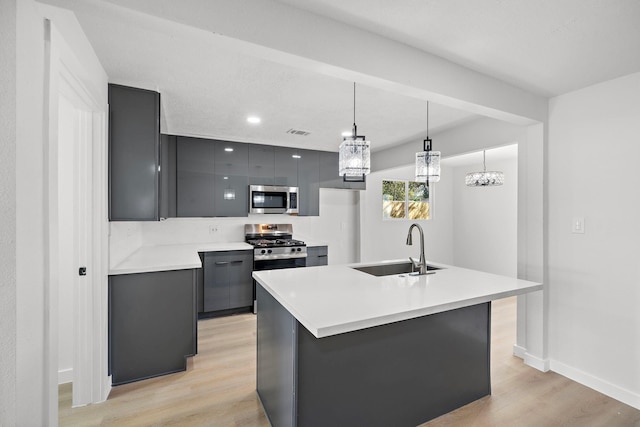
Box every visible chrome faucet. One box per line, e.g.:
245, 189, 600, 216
406, 223, 427, 275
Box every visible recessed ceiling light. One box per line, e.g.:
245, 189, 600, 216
341, 130, 352, 137
292, 154, 301, 159
224, 147, 234, 152
247, 116, 261, 124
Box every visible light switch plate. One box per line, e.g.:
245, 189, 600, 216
572, 217, 585, 234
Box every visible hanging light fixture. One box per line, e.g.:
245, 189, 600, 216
465, 150, 504, 187
415, 101, 440, 183
339, 82, 370, 182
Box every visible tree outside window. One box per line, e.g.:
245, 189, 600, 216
382, 180, 430, 220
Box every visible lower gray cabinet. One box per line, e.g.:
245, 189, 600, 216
306, 246, 328, 266
203, 250, 253, 313
109, 269, 197, 385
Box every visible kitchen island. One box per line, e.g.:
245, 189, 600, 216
253, 260, 542, 427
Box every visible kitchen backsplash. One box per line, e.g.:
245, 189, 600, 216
109, 189, 360, 267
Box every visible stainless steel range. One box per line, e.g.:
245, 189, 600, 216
245, 224, 307, 312
245, 223, 307, 265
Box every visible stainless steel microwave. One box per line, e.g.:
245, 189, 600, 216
249, 185, 299, 214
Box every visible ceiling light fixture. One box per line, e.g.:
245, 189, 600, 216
465, 150, 504, 187
339, 82, 370, 182
292, 154, 301, 159
224, 147, 234, 152
415, 101, 440, 183
247, 116, 261, 124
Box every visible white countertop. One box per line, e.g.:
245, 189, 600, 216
109, 242, 253, 275
253, 260, 543, 338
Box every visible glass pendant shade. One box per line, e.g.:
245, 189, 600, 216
465, 150, 504, 187
339, 137, 371, 177
465, 171, 504, 186
415, 150, 441, 183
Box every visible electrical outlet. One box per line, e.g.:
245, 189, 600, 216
209, 225, 219, 234
572, 217, 585, 234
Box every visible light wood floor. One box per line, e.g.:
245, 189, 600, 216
59, 298, 640, 426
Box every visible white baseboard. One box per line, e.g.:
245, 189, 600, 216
524, 352, 550, 372
58, 368, 73, 385
512, 344, 549, 372
550, 359, 640, 411
512, 344, 526, 359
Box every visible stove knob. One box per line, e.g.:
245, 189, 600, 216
297, 248, 302, 252
267, 249, 272, 254
261, 249, 266, 254
291, 248, 296, 252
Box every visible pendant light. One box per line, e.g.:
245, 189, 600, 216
415, 101, 440, 183
339, 82, 370, 182
465, 150, 504, 187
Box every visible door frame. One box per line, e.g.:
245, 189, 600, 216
45, 19, 110, 416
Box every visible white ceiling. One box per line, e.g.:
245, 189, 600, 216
276, 0, 640, 97
44, 0, 640, 153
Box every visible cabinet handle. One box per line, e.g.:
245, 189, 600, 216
230, 260, 244, 264
317, 255, 328, 258
215, 261, 229, 265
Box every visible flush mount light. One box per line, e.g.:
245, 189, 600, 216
415, 101, 441, 183
292, 154, 301, 159
465, 150, 504, 187
247, 116, 261, 124
339, 82, 370, 182
224, 147, 234, 152
341, 130, 353, 137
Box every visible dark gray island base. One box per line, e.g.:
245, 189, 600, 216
256, 285, 491, 427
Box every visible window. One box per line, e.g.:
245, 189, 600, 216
382, 180, 430, 220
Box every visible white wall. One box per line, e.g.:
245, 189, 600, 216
547, 72, 640, 409
112, 188, 360, 266
15, 0, 48, 423
452, 156, 518, 277
359, 164, 454, 265
0, 0, 17, 423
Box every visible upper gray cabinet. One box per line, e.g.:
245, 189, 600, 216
175, 137, 249, 218
274, 146, 299, 187
249, 144, 275, 185
160, 134, 177, 219
319, 151, 366, 190
297, 149, 320, 216
176, 136, 216, 217
108, 84, 160, 221
213, 140, 249, 217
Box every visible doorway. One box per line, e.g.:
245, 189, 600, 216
45, 20, 109, 419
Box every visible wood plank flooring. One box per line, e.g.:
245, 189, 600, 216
59, 297, 640, 426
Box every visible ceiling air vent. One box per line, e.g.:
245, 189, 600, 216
286, 128, 311, 136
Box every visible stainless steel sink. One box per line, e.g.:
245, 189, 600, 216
352, 262, 443, 277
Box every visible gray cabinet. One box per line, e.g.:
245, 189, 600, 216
160, 134, 177, 219
275, 146, 299, 187
213, 140, 249, 217
176, 136, 215, 217
109, 269, 197, 385
108, 84, 160, 221
249, 144, 275, 185
203, 250, 253, 312
297, 150, 320, 216
319, 151, 366, 190
306, 246, 328, 266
